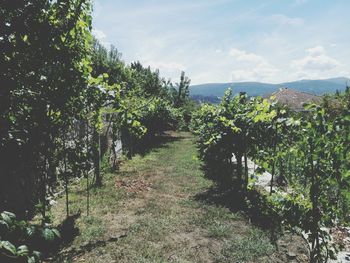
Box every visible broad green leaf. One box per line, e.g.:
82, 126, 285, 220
0, 240, 17, 256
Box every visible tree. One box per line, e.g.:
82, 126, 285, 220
0, 0, 93, 219
174, 71, 191, 107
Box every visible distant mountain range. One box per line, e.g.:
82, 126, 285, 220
190, 77, 350, 98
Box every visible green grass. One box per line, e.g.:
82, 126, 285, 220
50, 132, 278, 263
207, 221, 232, 238
80, 216, 107, 243
219, 228, 275, 262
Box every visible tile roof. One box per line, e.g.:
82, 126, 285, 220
266, 87, 322, 111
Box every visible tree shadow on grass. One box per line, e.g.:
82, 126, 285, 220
47, 226, 127, 262
134, 131, 187, 157
194, 183, 283, 253
194, 177, 280, 232
194, 183, 312, 262
45, 212, 124, 262
42, 213, 81, 261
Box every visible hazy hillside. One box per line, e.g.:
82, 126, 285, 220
190, 77, 349, 98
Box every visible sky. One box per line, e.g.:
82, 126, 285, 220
92, 0, 350, 85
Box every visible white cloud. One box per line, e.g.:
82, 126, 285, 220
229, 49, 266, 64
145, 61, 186, 74
269, 14, 304, 26
339, 71, 350, 78
292, 46, 340, 71
231, 67, 279, 82
92, 29, 106, 40
145, 61, 187, 82
306, 46, 325, 56
231, 70, 261, 82
92, 29, 110, 47
229, 49, 279, 82
93, 0, 350, 84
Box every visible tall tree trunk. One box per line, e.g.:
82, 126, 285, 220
288, 153, 292, 179
41, 156, 47, 225
86, 173, 90, 216
236, 152, 243, 190
93, 128, 102, 187
85, 122, 90, 216
64, 148, 69, 218
63, 134, 69, 218
270, 160, 275, 195
244, 152, 248, 190
309, 140, 321, 263
270, 122, 278, 195
333, 155, 341, 210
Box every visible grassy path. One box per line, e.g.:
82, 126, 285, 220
51, 132, 307, 263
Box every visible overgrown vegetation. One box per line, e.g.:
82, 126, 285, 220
191, 88, 350, 262
1, 1, 194, 261
1, 0, 349, 262
0, 211, 60, 262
